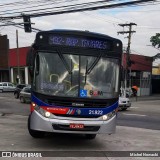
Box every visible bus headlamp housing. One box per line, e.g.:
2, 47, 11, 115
101, 110, 116, 121
33, 104, 51, 118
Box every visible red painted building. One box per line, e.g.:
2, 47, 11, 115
9, 47, 30, 84
122, 53, 153, 96
9, 47, 29, 67
122, 53, 153, 72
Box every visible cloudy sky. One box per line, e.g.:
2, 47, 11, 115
0, 0, 160, 65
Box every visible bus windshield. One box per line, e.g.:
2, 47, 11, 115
34, 51, 119, 99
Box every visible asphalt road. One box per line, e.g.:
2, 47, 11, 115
0, 92, 160, 130
117, 100, 160, 130
0, 92, 30, 116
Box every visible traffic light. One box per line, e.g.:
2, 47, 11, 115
23, 15, 32, 33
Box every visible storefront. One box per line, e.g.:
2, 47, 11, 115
122, 53, 153, 96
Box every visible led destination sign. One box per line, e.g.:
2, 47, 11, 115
49, 35, 110, 50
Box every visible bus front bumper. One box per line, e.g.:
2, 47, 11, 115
29, 111, 117, 134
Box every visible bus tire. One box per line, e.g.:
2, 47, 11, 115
85, 134, 96, 139
28, 115, 45, 138
122, 108, 127, 111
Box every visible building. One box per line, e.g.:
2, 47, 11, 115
152, 65, 160, 94
0, 35, 9, 82
9, 47, 31, 84
122, 53, 153, 96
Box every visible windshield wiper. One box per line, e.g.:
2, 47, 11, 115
84, 60, 88, 84
57, 49, 72, 75
84, 52, 104, 84
57, 49, 73, 86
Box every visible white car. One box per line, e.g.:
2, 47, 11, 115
118, 96, 131, 111
0, 82, 16, 92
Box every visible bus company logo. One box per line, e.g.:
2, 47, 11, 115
89, 90, 103, 96
72, 103, 84, 107
2, 152, 12, 157
76, 109, 81, 115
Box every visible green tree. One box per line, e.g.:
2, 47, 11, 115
150, 33, 160, 48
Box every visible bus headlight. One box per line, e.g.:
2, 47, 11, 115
45, 111, 51, 118
101, 110, 116, 121
33, 104, 51, 118
102, 115, 108, 120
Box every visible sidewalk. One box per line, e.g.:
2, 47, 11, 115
130, 94, 160, 102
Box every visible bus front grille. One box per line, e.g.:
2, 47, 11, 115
54, 114, 100, 118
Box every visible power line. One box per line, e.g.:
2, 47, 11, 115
0, 20, 41, 33
136, 26, 160, 30
0, 0, 116, 15
0, 0, 63, 7
0, 0, 79, 15
0, 0, 156, 20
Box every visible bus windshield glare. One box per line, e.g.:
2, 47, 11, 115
34, 51, 119, 99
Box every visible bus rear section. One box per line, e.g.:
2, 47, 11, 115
27, 30, 122, 139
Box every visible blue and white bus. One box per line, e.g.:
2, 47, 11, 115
27, 30, 122, 139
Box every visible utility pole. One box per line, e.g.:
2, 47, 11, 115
16, 30, 20, 84
118, 22, 137, 97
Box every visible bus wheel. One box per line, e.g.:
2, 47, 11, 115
28, 115, 45, 138
122, 108, 127, 111
85, 134, 96, 139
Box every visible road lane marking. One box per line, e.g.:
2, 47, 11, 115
122, 113, 147, 117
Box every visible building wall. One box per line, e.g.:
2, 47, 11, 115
0, 35, 9, 82
0, 35, 9, 69
122, 53, 153, 72
152, 65, 160, 94
122, 53, 153, 96
9, 47, 30, 84
9, 47, 29, 67
152, 65, 160, 75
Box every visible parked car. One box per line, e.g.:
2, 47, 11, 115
0, 82, 16, 92
14, 84, 28, 99
118, 96, 131, 111
19, 86, 31, 103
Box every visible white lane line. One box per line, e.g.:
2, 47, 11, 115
122, 113, 147, 117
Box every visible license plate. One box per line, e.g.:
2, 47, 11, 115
70, 123, 84, 129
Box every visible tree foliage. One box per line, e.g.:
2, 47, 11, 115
150, 33, 160, 48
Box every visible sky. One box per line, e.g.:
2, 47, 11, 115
0, 0, 160, 65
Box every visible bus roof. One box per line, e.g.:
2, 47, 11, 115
38, 29, 121, 42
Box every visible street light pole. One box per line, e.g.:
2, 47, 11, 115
16, 30, 20, 84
